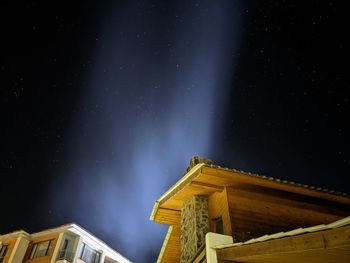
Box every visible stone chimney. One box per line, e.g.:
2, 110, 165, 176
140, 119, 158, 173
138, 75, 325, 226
180, 195, 209, 263
185, 156, 212, 173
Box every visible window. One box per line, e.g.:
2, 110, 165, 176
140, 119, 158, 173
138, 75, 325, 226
62, 239, 69, 251
214, 217, 224, 234
0, 245, 9, 263
79, 243, 101, 263
57, 239, 73, 261
29, 240, 52, 259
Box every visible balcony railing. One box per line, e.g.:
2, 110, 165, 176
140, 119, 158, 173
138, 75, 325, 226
191, 244, 206, 263
57, 250, 75, 262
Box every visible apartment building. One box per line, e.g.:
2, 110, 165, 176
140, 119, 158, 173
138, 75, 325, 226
0, 223, 131, 263
150, 156, 350, 262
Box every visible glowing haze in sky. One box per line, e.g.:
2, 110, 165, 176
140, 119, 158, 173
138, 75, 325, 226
2, 1, 350, 262
51, 0, 244, 261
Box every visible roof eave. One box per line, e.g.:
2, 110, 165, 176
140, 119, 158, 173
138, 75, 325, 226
150, 163, 205, 222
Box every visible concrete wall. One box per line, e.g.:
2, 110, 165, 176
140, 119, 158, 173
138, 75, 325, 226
9, 237, 30, 263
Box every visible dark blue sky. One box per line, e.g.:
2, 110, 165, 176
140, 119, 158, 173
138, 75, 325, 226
1, 1, 349, 262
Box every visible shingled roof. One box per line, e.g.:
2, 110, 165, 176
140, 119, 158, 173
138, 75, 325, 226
151, 159, 350, 224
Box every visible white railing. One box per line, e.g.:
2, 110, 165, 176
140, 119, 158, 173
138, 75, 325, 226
205, 233, 233, 263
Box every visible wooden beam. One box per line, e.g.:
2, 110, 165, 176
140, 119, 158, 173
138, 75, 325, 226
150, 163, 204, 221
153, 207, 181, 225
201, 166, 350, 205
217, 225, 350, 261
160, 183, 223, 211
226, 186, 350, 216
157, 163, 204, 205
192, 244, 206, 263
226, 186, 346, 238
190, 181, 225, 192
208, 188, 232, 235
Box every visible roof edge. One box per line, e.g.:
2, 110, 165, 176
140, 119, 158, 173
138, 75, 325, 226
0, 230, 30, 240
207, 164, 350, 198
214, 215, 350, 249
150, 163, 205, 221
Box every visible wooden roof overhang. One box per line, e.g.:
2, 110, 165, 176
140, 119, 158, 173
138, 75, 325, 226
150, 164, 350, 225
150, 163, 350, 263
216, 224, 350, 262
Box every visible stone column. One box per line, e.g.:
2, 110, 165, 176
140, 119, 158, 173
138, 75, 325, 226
180, 195, 209, 263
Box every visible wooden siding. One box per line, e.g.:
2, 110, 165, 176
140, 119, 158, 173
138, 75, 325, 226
227, 186, 349, 242
217, 225, 350, 263
158, 225, 181, 263
201, 166, 350, 205
151, 163, 350, 262
208, 188, 232, 235
153, 208, 181, 225
152, 165, 350, 225
161, 183, 220, 212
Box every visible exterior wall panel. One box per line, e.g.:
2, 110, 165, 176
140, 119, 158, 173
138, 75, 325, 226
23, 234, 59, 263
1, 239, 16, 263
208, 188, 232, 235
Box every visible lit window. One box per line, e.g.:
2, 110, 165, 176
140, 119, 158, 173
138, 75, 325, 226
0, 245, 9, 263
80, 243, 101, 263
29, 240, 52, 259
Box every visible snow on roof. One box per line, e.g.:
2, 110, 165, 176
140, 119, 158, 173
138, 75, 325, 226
214, 215, 350, 249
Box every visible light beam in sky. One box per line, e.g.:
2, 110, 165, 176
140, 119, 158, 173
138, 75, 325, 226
51, 0, 244, 261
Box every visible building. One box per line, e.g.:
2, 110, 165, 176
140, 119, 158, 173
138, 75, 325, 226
150, 157, 350, 262
0, 223, 131, 263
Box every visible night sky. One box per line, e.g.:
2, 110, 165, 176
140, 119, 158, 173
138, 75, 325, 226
1, 1, 349, 262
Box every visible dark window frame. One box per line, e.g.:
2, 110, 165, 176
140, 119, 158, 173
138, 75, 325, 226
0, 244, 9, 263
79, 243, 101, 263
62, 239, 69, 250
213, 217, 224, 234
29, 240, 52, 259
